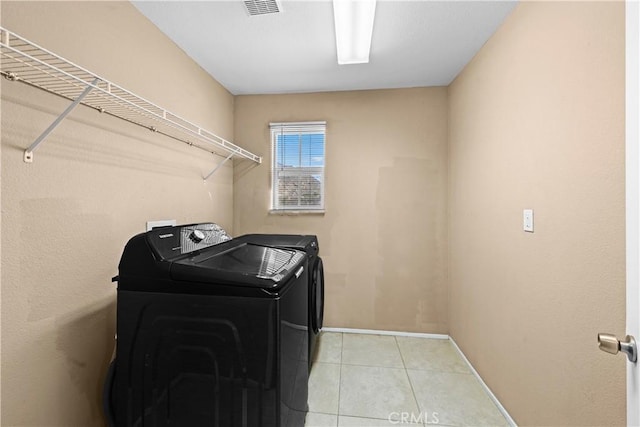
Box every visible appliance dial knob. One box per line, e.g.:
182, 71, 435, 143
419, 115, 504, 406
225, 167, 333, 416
189, 229, 205, 243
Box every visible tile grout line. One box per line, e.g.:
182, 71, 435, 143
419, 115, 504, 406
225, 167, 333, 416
448, 337, 517, 427
339, 362, 407, 369
337, 332, 343, 422
395, 335, 425, 426
319, 330, 515, 426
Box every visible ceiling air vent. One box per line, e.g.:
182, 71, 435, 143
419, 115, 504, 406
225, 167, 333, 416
244, 0, 282, 16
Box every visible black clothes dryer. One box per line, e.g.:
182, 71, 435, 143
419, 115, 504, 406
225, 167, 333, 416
233, 234, 324, 369
113, 223, 309, 427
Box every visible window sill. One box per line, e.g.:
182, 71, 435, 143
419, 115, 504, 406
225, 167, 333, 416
268, 210, 325, 216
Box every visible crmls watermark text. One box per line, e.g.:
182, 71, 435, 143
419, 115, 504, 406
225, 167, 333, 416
388, 411, 439, 424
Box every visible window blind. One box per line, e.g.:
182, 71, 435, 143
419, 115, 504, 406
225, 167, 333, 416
270, 121, 326, 211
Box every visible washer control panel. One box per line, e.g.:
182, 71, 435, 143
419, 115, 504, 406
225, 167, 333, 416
147, 223, 232, 259
189, 229, 206, 243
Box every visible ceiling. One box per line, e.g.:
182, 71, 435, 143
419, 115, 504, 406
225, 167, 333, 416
133, 0, 517, 95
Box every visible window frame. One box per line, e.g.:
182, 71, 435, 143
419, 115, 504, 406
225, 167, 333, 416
270, 121, 326, 213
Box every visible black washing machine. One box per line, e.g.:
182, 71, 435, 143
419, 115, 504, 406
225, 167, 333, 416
233, 234, 324, 370
111, 223, 309, 427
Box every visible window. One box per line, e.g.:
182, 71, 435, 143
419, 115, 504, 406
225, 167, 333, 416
270, 121, 326, 212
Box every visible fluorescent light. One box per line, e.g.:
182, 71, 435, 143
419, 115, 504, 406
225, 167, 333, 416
333, 0, 377, 65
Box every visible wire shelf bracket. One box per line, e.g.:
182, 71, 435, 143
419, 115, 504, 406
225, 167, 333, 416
0, 26, 262, 170
23, 77, 99, 163
204, 150, 236, 181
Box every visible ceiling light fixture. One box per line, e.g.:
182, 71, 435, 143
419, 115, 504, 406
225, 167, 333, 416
332, 0, 377, 65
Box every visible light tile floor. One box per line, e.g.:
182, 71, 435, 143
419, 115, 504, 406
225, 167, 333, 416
305, 332, 510, 427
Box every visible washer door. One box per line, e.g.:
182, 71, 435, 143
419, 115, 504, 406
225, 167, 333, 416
311, 257, 324, 333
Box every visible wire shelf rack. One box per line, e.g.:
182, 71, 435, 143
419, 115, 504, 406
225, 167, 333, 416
0, 26, 262, 170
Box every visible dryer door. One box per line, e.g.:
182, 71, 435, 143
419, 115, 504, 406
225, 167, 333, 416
311, 257, 324, 333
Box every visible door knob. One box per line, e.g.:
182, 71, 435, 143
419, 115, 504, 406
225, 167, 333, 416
598, 333, 637, 363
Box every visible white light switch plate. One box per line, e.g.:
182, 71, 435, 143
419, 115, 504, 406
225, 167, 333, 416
146, 219, 176, 231
523, 209, 534, 232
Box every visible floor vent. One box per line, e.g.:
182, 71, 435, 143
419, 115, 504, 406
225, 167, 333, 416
244, 0, 282, 16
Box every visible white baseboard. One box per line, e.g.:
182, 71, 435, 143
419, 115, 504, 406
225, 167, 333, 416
449, 337, 517, 427
321, 327, 449, 340
320, 327, 516, 426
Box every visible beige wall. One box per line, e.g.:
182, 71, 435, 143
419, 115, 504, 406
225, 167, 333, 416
0, 1, 627, 426
1, 2, 236, 425
448, 1, 626, 425
234, 88, 449, 333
